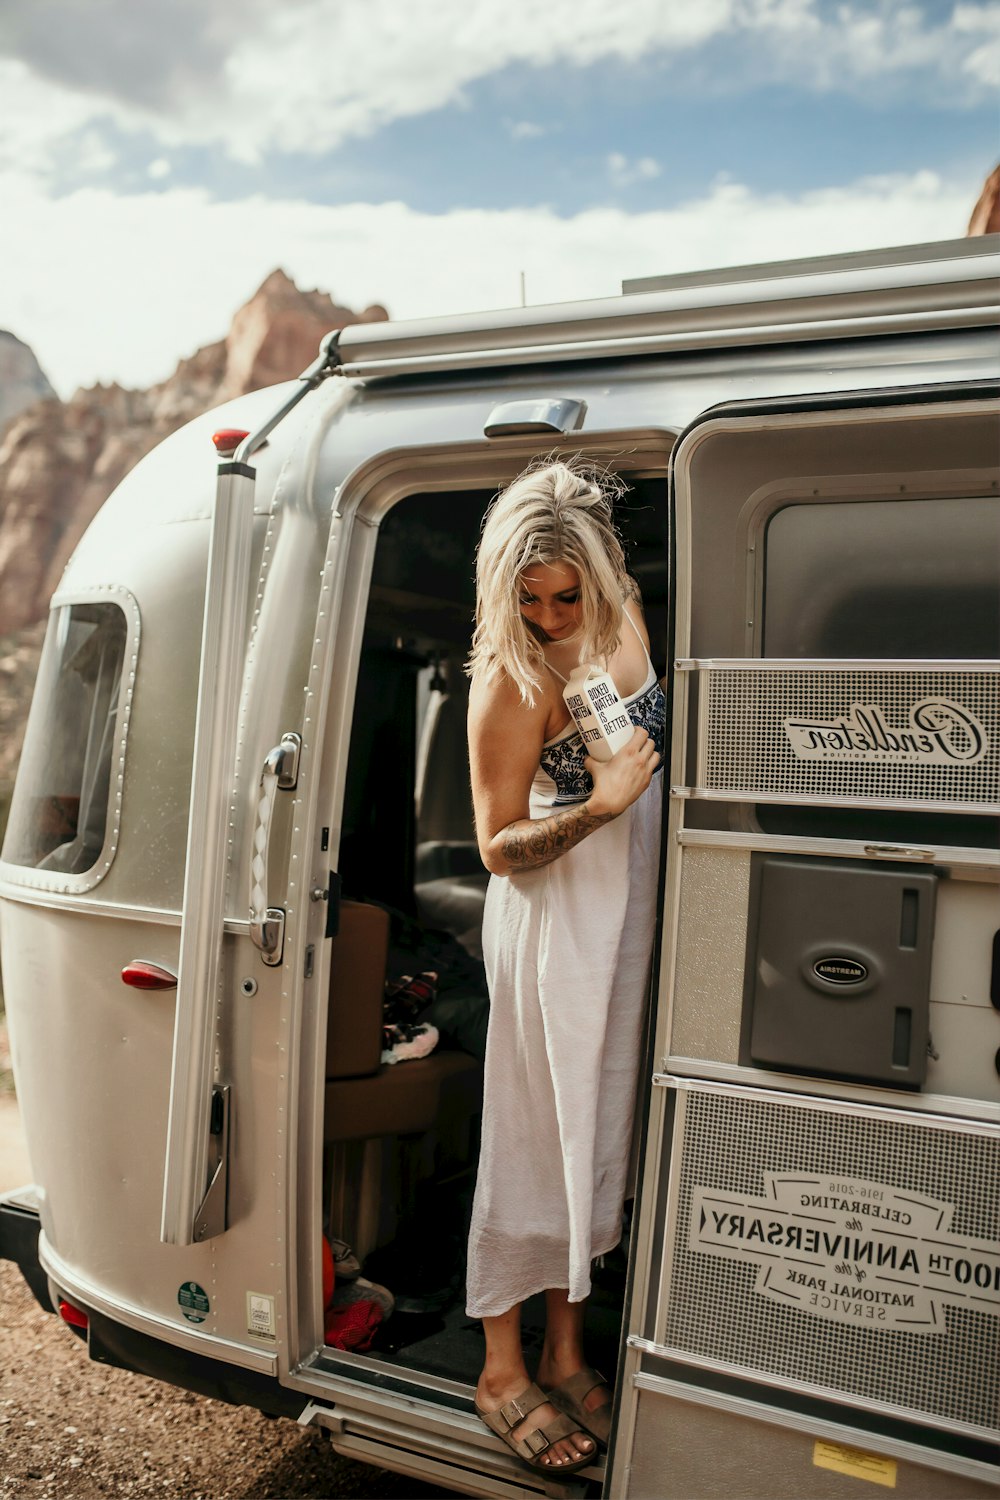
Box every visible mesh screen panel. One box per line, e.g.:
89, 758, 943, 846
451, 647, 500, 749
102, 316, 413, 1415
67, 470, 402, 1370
665, 1089, 1000, 1434
700, 666, 999, 807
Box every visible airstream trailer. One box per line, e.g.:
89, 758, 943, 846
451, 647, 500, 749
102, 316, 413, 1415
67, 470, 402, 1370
1, 236, 998, 1499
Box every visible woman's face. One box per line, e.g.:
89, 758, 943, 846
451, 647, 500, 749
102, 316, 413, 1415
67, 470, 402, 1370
518, 560, 583, 642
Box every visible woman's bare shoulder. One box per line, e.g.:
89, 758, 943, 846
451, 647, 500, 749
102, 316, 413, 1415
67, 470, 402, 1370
469, 667, 543, 721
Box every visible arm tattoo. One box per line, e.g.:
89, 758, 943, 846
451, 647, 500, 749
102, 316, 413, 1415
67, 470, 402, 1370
623, 574, 642, 604
499, 803, 614, 873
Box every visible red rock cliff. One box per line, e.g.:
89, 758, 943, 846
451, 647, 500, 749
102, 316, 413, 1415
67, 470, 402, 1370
0, 273, 386, 784
0, 271, 387, 637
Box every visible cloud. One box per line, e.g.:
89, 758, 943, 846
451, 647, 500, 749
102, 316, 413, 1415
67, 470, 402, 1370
953, 1, 1000, 85
607, 153, 661, 187
1, 0, 997, 177
0, 166, 980, 397
0, 0, 261, 108
507, 120, 548, 140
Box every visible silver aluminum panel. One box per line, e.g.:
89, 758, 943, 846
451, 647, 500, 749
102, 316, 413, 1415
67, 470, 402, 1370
656, 1083, 1000, 1437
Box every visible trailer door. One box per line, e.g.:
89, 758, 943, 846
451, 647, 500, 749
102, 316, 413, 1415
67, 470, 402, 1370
611, 382, 1000, 1500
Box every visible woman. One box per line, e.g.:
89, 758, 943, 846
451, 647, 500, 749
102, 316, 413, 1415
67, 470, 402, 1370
465, 461, 664, 1474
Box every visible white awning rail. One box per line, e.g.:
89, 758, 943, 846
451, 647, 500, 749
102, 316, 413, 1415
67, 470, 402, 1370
330, 236, 1000, 381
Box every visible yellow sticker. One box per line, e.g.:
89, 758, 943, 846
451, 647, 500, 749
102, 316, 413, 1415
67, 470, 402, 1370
813, 1441, 897, 1489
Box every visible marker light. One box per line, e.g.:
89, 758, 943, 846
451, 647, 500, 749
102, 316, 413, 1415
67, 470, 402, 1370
212, 428, 250, 457
121, 961, 178, 990
59, 1299, 89, 1330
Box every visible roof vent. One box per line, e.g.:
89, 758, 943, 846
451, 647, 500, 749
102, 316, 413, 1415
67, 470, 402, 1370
484, 397, 586, 438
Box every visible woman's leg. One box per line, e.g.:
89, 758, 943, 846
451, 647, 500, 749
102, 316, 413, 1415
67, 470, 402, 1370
536, 1290, 613, 1424
476, 1302, 596, 1468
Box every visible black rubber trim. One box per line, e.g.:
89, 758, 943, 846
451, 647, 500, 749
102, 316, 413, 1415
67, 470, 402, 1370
216, 461, 256, 479
86, 1308, 307, 1420
637, 1350, 999, 1471
0, 1200, 55, 1315
671, 376, 1000, 452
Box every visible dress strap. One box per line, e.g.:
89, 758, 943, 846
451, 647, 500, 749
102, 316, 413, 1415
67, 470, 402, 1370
546, 607, 647, 683
623, 604, 652, 663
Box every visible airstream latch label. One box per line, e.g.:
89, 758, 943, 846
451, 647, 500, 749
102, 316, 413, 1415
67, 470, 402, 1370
783, 699, 988, 765
689, 1174, 1000, 1330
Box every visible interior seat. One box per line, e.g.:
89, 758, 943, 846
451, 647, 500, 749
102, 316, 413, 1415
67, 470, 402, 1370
323, 900, 482, 1144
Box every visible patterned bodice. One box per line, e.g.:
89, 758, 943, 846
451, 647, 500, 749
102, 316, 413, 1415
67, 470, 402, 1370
535, 664, 666, 809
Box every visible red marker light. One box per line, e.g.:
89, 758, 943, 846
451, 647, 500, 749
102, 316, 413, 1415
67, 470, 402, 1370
59, 1299, 89, 1330
212, 428, 250, 457
121, 961, 178, 990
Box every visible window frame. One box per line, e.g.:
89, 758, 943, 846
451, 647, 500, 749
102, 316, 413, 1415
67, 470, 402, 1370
0, 584, 141, 895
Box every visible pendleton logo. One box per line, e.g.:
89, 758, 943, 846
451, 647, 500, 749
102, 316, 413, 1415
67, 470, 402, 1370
783, 699, 988, 766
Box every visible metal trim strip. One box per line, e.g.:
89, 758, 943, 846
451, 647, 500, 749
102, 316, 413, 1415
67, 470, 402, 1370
293, 1375, 601, 1492
684, 789, 1000, 816
39, 1234, 276, 1375
0, 884, 254, 932
675, 829, 1000, 870
335, 305, 1000, 380
681, 658, 1000, 672
630, 1367, 1000, 1486
627, 1336, 998, 1444
650, 1071, 1000, 1132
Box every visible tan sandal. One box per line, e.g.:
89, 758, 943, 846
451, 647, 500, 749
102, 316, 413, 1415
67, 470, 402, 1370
544, 1366, 613, 1447
475, 1381, 596, 1474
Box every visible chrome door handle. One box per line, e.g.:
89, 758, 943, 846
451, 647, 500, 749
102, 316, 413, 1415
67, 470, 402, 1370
249, 732, 301, 965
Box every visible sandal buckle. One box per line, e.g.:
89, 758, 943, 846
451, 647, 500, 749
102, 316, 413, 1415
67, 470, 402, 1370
501, 1396, 526, 1426
524, 1429, 549, 1456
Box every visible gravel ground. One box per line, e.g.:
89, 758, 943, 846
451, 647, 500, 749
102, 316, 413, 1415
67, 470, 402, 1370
0, 1024, 459, 1500
0, 1259, 458, 1500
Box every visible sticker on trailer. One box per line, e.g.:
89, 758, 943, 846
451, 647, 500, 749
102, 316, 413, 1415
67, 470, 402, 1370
177, 1281, 210, 1324
688, 1174, 1000, 1330
813, 1442, 897, 1489
246, 1291, 276, 1341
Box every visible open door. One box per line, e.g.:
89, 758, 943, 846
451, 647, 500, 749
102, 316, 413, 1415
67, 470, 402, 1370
611, 383, 1000, 1500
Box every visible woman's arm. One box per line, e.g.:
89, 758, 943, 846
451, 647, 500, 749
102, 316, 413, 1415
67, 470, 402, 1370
469, 672, 658, 877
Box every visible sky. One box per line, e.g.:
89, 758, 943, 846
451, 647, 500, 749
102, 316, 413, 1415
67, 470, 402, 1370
1, 0, 997, 398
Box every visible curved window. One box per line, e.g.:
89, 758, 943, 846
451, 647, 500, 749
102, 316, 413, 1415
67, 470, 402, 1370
2, 593, 138, 887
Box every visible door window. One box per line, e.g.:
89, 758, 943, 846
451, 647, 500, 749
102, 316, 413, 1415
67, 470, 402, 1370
759, 494, 999, 846
763, 494, 999, 660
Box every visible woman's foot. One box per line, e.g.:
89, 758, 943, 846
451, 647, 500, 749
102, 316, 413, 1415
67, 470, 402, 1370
536, 1358, 613, 1445
475, 1372, 596, 1469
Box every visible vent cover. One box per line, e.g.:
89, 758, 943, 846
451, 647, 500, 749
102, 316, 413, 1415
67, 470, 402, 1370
663, 1086, 1000, 1437
692, 662, 1000, 811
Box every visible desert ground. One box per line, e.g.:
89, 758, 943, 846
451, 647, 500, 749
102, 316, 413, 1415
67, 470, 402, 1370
0, 1038, 453, 1500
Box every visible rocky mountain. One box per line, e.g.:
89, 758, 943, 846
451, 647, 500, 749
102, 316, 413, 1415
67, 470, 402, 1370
968, 163, 1000, 236
0, 272, 387, 785
0, 332, 55, 433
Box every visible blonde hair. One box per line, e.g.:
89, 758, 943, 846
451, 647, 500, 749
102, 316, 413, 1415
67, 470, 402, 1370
467, 460, 628, 704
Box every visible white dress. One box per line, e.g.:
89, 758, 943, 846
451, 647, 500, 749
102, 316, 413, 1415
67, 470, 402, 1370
465, 637, 665, 1318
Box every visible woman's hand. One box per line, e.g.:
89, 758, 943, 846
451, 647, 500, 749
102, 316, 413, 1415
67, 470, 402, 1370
584, 726, 660, 818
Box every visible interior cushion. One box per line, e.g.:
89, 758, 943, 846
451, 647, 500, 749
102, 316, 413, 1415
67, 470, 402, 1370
324, 1051, 483, 1142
